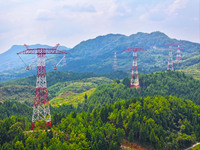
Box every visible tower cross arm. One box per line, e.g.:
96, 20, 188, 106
17, 49, 67, 55
166, 43, 181, 46
123, 47, 147, 52
17, 44, 67, 55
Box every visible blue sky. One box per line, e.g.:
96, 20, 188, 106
0, 0, 199, 53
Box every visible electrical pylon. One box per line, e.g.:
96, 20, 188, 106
113, 51, 118, 70
124, 47, 146, 88
175, 44, 182, 63
17, 44, 67, 130
166, 44, 175, 70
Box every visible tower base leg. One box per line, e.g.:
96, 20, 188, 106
130, 84, 140, 88
31, 122, 35, 130
45, 121, 52, 129
30, 121, 52, 130
134, 84, 140, 88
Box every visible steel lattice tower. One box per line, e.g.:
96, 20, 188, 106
124, 47, 146, 88
113, 51, 118, 70
17, 44, 67, 130
175, 45, 182, 63
167, 44, 174, 70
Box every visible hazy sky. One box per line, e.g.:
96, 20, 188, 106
0, 0, 199, 53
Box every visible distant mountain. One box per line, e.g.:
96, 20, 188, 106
0, 44, 69, 71
64, 31, 200, 74
0, 44, 70, 81
0, 31, 200, 82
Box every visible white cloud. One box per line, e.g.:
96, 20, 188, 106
0, 0, 199, 54
139, 0, 190, 22
193, 17, 199, 21
168, 0, 188, 14
139, 2, 168, 22
36, 9, 55, 21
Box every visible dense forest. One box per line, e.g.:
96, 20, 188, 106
1, 70, 200, 149
79, 71, 200, 113
0, 95, 200, 150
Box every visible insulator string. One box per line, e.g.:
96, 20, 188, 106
17, 54, 28, 67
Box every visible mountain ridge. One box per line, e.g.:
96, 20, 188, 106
1, 31, 200, 81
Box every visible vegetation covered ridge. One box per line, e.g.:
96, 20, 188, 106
79, 70, 200, 113
0, 95, 200, 150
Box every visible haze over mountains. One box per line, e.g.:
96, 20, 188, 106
0, 31, 200, 82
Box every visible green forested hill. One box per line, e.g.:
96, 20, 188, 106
0, 96, 200, 150
1, 71, 200, 149
0, 85, 35, 104
80, 71, 200, 112
0, 71, 128, 105
0, 71, 97, 87
1, 70, 200, 108
0, 71, 100, 105
0, 75, 113, 106
0, 70, 128, 87
0, 101, 32, 120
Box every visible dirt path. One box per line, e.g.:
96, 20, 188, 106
185, 142, 200, 150
121, 140, 147, 150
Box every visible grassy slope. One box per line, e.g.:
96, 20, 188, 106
179, 63, 200, 80
0, 70, 113, 105
179, 69, 200, 80
0, 85, 35, 103
177, 50, 200, 80
49, 77, 113, 106
50, 88, 96, 107
0, 76, 113, 106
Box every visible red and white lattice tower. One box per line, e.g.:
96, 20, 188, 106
124, 47, 146, 88
113, 51, 118, 70
175, 44, 182, 63
166, 44, 174, 70
17, 44, 67, 130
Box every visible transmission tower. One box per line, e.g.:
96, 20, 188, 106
124, 47, 146, 88
166, 44, 175, 70
175, 44, 182, 63
113, 51, 118, 70
17, 44, 67, 130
